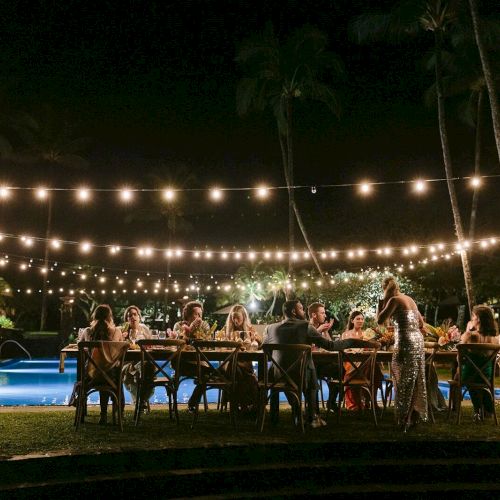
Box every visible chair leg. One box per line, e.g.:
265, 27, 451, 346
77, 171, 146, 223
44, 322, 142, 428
319, 380, 325, 410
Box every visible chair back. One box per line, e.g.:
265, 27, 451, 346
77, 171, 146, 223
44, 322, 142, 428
78, 341, 128, 390
457, 342, 500, 388
137, 339, 185, 386
192, 340, 242, 387
262, 343, 311, 395
340, 342, 381, 387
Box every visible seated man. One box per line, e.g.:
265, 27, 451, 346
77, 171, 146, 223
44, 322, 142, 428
264, 299, 374, 428
308, 302, 338, 412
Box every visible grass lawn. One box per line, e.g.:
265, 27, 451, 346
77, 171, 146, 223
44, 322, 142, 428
1, 403, 499, 459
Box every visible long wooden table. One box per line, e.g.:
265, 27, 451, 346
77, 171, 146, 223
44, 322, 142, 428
59, 346, 458, 375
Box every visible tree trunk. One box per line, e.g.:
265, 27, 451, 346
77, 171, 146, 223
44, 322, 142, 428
469, 89, 484, 243
285, 98, 295, 275
283, 97, 324, 277
278, 131, 294, 276
40, 197, 52, 331
434, 30, 474, 312
469, 0, 500, 166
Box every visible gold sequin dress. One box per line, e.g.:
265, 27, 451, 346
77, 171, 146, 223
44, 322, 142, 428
391, 309, 427, 425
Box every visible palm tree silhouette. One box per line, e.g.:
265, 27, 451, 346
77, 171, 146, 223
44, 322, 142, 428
353, 0, 475, 311
236, 23, 344, 278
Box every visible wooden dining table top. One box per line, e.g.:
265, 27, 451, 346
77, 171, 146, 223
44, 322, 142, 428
58, 345, 458, 374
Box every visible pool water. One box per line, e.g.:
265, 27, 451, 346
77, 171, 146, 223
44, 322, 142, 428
0, 357, 473, 407
0, 358, 220, 406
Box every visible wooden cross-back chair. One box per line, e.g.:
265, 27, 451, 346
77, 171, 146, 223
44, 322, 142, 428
338, 343, 381, 426
134, 339, 185, 425
448, 343, 500, 424
75, 341, 129, 431
258, 344, 311, 433
190, 340, 242, 428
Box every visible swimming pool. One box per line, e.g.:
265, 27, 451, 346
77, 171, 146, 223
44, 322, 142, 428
0, 357, 469, 406
0, 358, 219, 406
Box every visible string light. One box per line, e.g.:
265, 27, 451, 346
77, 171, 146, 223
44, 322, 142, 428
77, 188, 91, 201
256, 186, 270, 199
162, 188, 175, 201
35, 188, 49, 200
120, 189, 133, 202
0, 175, 496, 202
210, 188, 223, 201
470, 177, 482, 188
359, 182, 372, 195
414, 180, 426, 193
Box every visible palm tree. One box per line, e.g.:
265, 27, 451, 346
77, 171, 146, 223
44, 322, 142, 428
423, 30, 498, 242
21, 104, 90, 330
353, 0, 475, 311
236, 23, 344, 278
467, 0, 500, 166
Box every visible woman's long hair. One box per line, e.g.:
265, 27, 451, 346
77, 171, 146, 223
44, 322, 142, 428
473, 305, 499, 337
90, 304, 115, 341
382, 276, 399, 300
345, 310, 364, 331
225, 304, 252, 340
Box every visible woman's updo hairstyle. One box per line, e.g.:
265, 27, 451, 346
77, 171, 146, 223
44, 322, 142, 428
382, 276, 399, 299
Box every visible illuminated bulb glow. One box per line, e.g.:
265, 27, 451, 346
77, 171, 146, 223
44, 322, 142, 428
77, 188, 90, 201
470, 177, 482, 188
256, 186, 269, 198
163, 189, 175, 201
0, 187, 10, 199
36, 188, 49, 200
120, 189, 133, 202
359, 182, 371, 194
210, 188, 223, 201
80, 242, 91, 253
414, 180, 426, 193
51, 239, 61, 249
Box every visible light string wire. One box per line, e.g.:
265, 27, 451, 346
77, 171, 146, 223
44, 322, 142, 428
0, 173, 497, 195
1, 229, 498, 259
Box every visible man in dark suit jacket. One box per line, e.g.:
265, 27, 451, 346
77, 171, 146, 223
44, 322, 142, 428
264, 299, 373, 427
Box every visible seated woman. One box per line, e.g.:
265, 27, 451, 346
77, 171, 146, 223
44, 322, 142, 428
173, 300, 210, 341
173, 301, 211, 411
341, 310, 383, 411
121, 305, 154, 412
457, 305, 499, 421
222, 304, 261, 413
78, 304, 124, 425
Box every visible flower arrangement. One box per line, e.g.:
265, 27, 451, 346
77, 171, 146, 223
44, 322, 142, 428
362, 325, 394, 346
424, 319, 460, 350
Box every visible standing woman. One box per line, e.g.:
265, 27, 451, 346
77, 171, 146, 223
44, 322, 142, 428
78, 304, 123, 424
223, 304, 261, 413
377, 277, 427, 431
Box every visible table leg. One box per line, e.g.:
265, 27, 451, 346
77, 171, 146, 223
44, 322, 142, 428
59, 352, 66, 373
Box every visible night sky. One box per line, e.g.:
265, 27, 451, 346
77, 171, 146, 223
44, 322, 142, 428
0, 0, 498, 284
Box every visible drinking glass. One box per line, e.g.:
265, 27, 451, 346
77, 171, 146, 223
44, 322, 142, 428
151, 329, 159, 339
158, 330, 166, 340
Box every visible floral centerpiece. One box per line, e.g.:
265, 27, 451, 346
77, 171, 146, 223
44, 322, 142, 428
423, 320, 460, 350
362, 326, 394, 347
